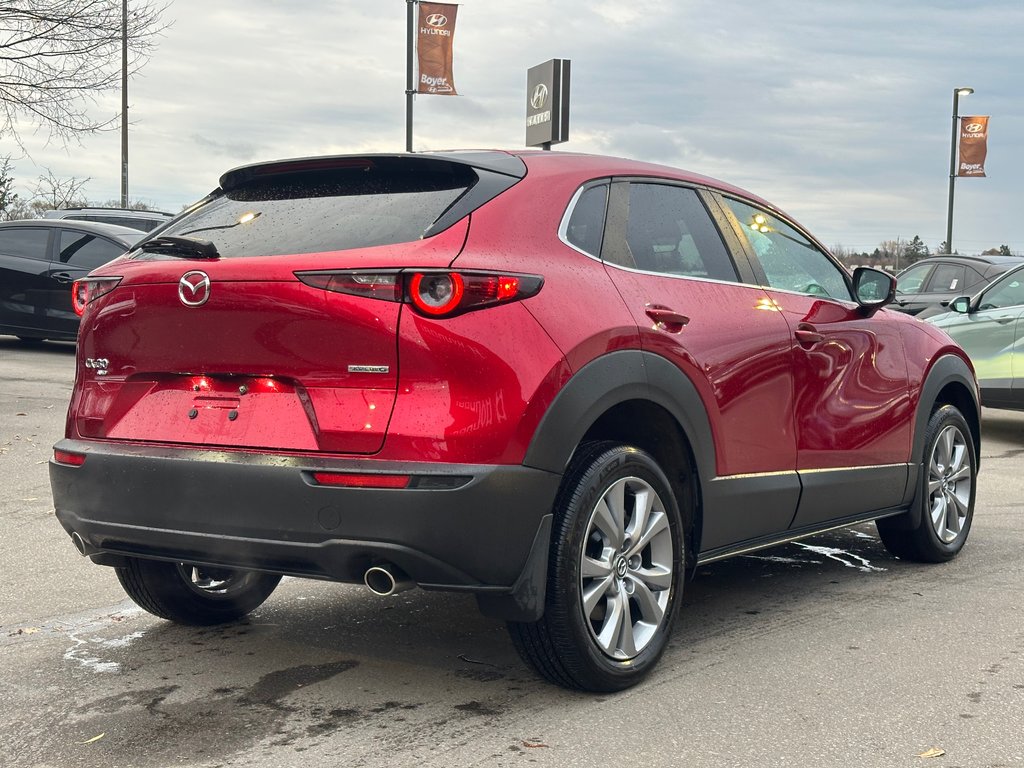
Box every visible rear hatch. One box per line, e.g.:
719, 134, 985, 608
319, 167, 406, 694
73, 153, 526, 454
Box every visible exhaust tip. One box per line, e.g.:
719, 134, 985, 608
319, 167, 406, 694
364, 564, 413, 596
70, 531, 87, 555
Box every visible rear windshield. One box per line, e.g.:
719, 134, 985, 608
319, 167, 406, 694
146, 161, 475, 258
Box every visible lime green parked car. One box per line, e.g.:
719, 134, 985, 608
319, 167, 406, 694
927, 264, 1024, 410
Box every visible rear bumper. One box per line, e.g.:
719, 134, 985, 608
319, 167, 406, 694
50, 439, 561, 599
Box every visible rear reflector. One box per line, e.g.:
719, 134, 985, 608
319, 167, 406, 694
54, 449, 86, 466
311, 472, 410, 489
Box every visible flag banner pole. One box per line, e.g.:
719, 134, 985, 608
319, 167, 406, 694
405, 0, 415, 152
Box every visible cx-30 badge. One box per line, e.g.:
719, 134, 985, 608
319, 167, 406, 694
178, 271, 211, 307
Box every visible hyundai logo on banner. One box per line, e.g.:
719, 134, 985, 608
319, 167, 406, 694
526, 59, 571, 148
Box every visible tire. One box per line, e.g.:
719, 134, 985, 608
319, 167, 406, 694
116, 558, 281, 625
508, 442, 685, 691
877, 404, 976, 563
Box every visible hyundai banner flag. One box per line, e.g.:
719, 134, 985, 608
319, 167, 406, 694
958, 116, 990, 177
417, 2, 458, 95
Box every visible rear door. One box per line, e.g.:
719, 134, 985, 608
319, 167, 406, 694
0, 226, 54, 335
595, 179, 800, 550
717, 196, 913, 528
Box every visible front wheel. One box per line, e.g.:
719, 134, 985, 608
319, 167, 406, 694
116, 558, 281, 625
508, 442, 685, 691
877, 404, 977, 562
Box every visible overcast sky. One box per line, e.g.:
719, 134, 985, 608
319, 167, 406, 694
7, 0, 1022, 254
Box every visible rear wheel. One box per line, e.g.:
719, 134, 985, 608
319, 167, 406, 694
877, 404, 976, 562
115, 558, 281, 625
509, 442, 684, 691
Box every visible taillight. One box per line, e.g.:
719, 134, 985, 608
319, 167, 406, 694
409, 272, 465, 315
296, 270, 542, 318
72, 277, 122, 316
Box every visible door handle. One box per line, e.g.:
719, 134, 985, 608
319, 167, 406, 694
795, 324, 824, 347
51, 272, 74, 285
645, 306, 690, 333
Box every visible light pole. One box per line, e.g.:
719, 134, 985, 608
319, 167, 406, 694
120, 0, 128, 207
944, 86, 973, 254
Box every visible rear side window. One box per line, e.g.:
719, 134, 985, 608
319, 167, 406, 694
0, 228, 50, 261
927, 264, 966, 292
608, 183, 738, 282
563, 184, 608, 257
59, 231, 127, 270
151, 162, 476, 258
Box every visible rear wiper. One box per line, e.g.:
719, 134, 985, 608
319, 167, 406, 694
138, 235, 220, 259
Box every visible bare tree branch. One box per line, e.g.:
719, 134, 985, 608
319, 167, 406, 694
0, 0, 169, 148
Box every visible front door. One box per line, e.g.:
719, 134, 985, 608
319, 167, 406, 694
718, 197, 914, 529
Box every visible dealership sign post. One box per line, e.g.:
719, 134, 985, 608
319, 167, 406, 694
526, 59, 571, 150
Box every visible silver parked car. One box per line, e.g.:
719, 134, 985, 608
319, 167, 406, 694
926, 263, 1024, 411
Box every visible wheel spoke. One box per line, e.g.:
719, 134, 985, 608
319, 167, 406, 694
614, 591, 638, 657
582, 554, 612, 579
626, 509, 669, 559
626, 486, 653, 541
632, 562, 673, 591
592, 496, 624, 549
949, 463, 972, 484
596, 589, 627, 653
582, 574, 616, 618
938, 427, 955, 466
628, 575, 666, 626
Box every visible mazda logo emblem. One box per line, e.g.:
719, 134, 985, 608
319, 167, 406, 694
531, 84, 548, 110
178, 271, 211, 307
963, 122, 984, 134
426, 13, 447, 26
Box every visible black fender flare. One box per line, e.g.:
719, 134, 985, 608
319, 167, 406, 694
522, 349, 717, 481
900, 353, 980, 526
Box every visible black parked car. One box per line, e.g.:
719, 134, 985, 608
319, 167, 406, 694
0, 220, 142, 342
893, 254, 1024, 316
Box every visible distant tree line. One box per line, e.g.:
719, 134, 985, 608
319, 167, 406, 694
0, 155, 160, 217
831, 235, 1015, 272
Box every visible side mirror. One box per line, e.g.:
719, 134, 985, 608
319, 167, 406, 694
852, 267, 896, 312
949, 295, 971, 314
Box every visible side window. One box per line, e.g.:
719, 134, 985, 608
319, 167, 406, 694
926, 264, 966, 293
614, 183, 737, 281
896, 263, 934, 294
59, 231, 126, 270
0, 228, 51, 261
963, 266, 986, 289
725, 198, 851, 301
979, 274, 1024, 311
563, 184, 608, 257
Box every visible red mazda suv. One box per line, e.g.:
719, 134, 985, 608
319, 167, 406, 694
50, 151, 980, 691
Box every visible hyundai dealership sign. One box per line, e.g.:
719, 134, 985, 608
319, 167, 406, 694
526, 59, 570, 148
